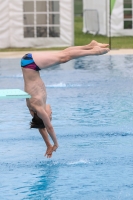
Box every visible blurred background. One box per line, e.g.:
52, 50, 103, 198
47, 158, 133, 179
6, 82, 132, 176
75, 0, 133, 49
0, 0, 133, 51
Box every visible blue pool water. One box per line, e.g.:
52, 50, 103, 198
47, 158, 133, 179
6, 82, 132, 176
0, 55, 133, 200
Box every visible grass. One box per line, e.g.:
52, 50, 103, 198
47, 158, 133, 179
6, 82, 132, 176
0, 47, 64, 52
0, 16, 133, 51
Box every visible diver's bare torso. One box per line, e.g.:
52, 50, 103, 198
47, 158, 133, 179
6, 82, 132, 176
21, 68, 47, 112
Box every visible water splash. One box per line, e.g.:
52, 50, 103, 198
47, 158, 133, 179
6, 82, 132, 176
46, 82, 90, 88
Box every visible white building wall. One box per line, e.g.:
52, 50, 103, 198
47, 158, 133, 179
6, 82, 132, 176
83, 0, 133, 36
111, 0, 133, 36
0, 0, 10, 48
83, 0, 107, 35
0, 0, 74, 48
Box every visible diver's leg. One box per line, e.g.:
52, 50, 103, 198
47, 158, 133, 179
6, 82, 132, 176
64, 40, 109, 51
33, 42, 109, 69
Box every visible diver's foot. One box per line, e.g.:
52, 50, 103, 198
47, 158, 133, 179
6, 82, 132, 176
88, 40, 109, 48
91, 46, 110, 55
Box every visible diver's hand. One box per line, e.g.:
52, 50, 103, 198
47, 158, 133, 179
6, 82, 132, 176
52, 144, 58, 152
45, 144, 53, 158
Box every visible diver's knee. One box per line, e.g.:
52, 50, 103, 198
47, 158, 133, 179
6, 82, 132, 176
60, 51, 71, 63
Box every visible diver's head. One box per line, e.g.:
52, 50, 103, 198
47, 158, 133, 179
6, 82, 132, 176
30, 113, 45, 129
30, 104, 52, 129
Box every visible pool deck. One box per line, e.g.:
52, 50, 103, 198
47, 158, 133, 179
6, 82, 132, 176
0, 49, 133, 58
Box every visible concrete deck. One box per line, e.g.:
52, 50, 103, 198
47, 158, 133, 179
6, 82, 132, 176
0, 49, 133, 58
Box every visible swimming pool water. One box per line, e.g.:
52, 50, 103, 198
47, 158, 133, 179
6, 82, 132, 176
0, 55, 133, 200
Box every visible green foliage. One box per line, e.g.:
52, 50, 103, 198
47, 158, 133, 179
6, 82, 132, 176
74, 0, 83, 16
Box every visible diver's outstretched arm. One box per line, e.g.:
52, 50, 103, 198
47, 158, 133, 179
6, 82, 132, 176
39, 129, 54, 158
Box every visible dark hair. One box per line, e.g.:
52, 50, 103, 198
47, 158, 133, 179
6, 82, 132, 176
30, 113, 45, 129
